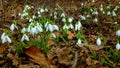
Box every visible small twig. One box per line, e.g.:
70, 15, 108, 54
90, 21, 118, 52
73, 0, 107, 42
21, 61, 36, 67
71, 51, 78, 68
56, 3, 67, 16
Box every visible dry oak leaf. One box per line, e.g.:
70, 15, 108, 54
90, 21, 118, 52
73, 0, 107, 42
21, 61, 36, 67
67, 30, 75, 40
24, 46, 51, 67
47, 39, 56, 47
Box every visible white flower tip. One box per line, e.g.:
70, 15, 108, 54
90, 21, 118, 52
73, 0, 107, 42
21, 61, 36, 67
116, 43, 120, 50
116, 30, 120, 37
96, 38, 102, 46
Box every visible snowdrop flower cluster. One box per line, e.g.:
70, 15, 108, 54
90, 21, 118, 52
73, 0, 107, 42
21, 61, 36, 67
96, 38, 102, 46
1, 32, 12, 43
116, 43, 120, 50
37, 7, 48, 17
79, 15, 86, 20
116, 30, 120, 37
10, 23, 17, 31
19, 5, 34, 19
45, 22, 59, 32
63, 24, 74, 30
21, 34, 29, 41
27, 23, 43, 35
75, 21, 82, 31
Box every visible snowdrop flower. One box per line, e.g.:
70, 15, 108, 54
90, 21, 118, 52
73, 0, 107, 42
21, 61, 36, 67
45, 8, 48, 12
21, 28, 27, 33
77, 39, 82, 47
30, 27, 37, 35
81, 3, 84, 6
36, 25, 43, 33
69, 24, 74, 29
54, 15, 57, 19
1, 33, 12, 43
93, 18, 98, 23
61, 13, 65, 17
114, 6, 119, 11
100, 4, 103, 11
21, 34, 29, 41
92, 11, 98, 15
40, 8, 44, 13
107, 11, 111, 15
92, 0, 95, 2
46, 24, 54, 32
114, 21, 117, 24
112, 11, 116, 16
75, 21, 82, 31
29, 18, 34, 22
68, 17, 74, 23
51, 33, 56, 38
62, 17, 66, 22
116, 43, 120, 50
96, 38, 102, 46
79, 15, 86, 20
52, 25, 59, 31
32, 15, 36, 19
10, 23, 17, 31
1, 32, 5, 40
86, 15, 91, 18
45, 21, 49, 28
63, 24, 69, 29
116, 30, 120, 37
102, 11, 105, 14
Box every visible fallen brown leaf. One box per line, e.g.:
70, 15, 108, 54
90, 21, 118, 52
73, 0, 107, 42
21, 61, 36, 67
24, 46, 51, 67
47, 39, 56, 47
67, 30, 75, 40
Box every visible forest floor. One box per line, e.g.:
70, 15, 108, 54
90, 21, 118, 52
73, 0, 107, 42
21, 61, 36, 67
0, 0, 120, 68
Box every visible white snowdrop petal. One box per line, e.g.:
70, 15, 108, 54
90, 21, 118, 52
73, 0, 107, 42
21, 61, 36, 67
6, 36, 12, 43
68, 17, 73, 23
116, 30, 120, 36
30, 27, 37, 35
24, 34, 29, 41
53, 25, 59, 31
62, 18, 66, 22
96, 38, 102, 46
116, 43, 120, 50
10, 24, 15, 31
2, 36, 7, 43
21, 28, 27, 33
1, 32, 5, 40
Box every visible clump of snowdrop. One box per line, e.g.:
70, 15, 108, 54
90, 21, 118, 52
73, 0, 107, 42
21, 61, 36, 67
116, 30, 120, 37
96, 38, 102, 46
21, 34, 29, 41
79, 15, 86, 20
1, 32, 12, 43
116, 43, 120, 50
37, 7, 48, 17
19, 5, 34, 19
75, 21, 82, 31
10, 23, 18, 31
